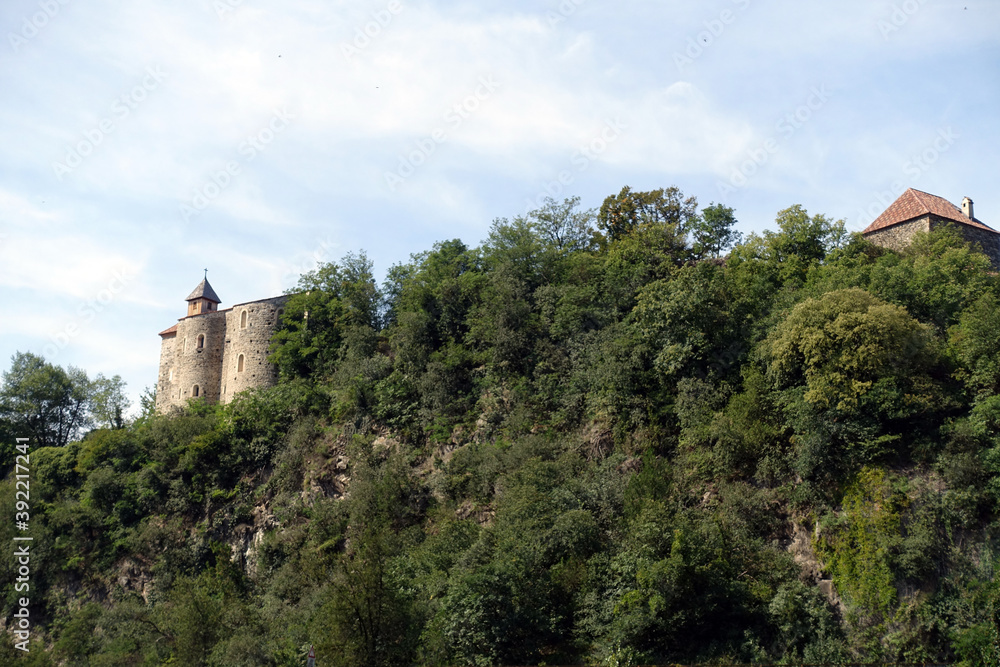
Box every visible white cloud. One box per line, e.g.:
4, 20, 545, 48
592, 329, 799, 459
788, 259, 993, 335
1, 0, 999, 389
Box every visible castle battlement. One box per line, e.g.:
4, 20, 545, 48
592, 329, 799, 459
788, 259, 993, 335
155, 277, 289, 412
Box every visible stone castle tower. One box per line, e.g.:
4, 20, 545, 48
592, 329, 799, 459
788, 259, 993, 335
155, 277, 289, 412
862, 189, 1000, 268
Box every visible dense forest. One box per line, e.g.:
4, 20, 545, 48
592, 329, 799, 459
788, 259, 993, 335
3, 186, 1000, 665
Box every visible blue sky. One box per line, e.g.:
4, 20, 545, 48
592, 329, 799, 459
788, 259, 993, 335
1, 0, 998, 412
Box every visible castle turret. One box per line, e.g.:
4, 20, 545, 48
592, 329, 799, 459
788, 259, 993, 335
156, 276, 227, 411
185, 277, 221, 316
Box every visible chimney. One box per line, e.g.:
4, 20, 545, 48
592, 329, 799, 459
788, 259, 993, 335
962, 196, 974, 220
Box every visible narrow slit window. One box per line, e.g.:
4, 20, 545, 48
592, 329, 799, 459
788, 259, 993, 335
238, 354, 245, 373
197, 334, 205, 350
240, 310, 248, 329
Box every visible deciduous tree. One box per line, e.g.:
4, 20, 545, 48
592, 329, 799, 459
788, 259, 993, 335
0, 352, 91, 447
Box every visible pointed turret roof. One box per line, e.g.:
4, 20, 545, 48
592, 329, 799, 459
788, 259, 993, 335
185, 278, 221, 303
862, 188, 998, 235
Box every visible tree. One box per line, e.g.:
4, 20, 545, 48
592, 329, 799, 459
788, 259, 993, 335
730, 205, 846, 287
385, 240, 483, 379
90, 373, 130, 429
766, 288, 935, 413
0, 352, 91, 447
597, 186, 699, 243
528, 196, 597, 253
338, 251, 383, 331
633, 260, 742, 385
134, 385, 157, 427
765, 288, 943, 476
950, 291, 1000, 401
690, 202, 741, 259
270, 252, 382, 379
313, 451, 419, 666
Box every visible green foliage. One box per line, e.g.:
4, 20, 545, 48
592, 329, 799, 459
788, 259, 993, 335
8, 187, 1000, 665
634, 260, 741, 384
818, 468, 903, 625
766, 288, 947, 478
809, 227, 995, 342
76, 428, 146, 473
950, 290, 1000, 400
312, 449, 421, 666
690, 202, 742, 259
270, 251, 381, 380
89, 373, 131, 430
0, 351, 92, 447
767, 288, 935, 412
602, 218, 688, 312
597, 185, 698, 243
527, 195, 597, 253
950, 573, 1000, 667
730, 204, 846, 288
769, 580, 848, 660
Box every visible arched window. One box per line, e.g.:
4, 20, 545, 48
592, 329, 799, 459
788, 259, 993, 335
196, 334, 205, 350
237, 354, 245, 372
192, 385, 200, 398
168, 369, 173, 381
240, 310, 248, 329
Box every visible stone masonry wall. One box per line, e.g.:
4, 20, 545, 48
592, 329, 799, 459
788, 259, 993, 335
156, 294, 291, 412
176, 311, 227, 405
928, 218, 1000, 269
866, 215, 1000, 270
220, 295, 289, 404
156, 310, 227, 411
863, 216, 931, 253
155, 334, 178, 412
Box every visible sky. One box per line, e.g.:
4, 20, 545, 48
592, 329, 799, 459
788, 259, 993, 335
1, 0, 998, 414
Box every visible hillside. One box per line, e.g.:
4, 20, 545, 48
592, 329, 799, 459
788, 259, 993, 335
2, 189, 1000, 665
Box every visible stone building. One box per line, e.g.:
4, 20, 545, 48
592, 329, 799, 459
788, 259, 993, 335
155, 277, 289, 412
862, 189, 1000, 268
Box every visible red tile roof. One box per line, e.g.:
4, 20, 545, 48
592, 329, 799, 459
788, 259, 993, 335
158, 324, 178, 337
862, 188, 998, 235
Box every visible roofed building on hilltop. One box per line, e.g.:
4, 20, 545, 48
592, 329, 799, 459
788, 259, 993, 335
155, 277, 289, 412
861, 189, 1000, 268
